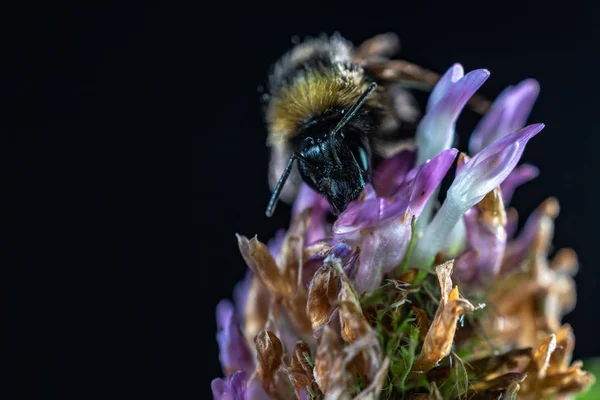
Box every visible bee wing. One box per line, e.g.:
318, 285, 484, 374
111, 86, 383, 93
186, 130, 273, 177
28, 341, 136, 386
353, 33, 401, 62
268, 142, 302, 205
363, 59, 492, 114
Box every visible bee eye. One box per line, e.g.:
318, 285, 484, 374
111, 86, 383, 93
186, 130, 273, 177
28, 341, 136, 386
357, 146, 369, 171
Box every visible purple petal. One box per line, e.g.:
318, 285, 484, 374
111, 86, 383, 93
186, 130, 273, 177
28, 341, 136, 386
216, 300, 253, 376
211, 370, 248, 400
503, 198, 559, 270
333, 185, 385, 242
500, 164, 539, 205
353, 230, 382, 293
453, 207, 507, 284
233, 271, 252, 317
211, 377, 229, 400
416, 69, 490, 164
353, 219, 412, 293
330, 242, 353, 259
449, 124, 544, 207
453, 249, 479, 283
427, 63, 464, 111
343, 250, 360, 277
373, 149, 416, 197
469, 79, 540, 154
267, 229, 286, 260
406, 148, 458, 215
228, 371, 248, 400
291, 183, 331, 244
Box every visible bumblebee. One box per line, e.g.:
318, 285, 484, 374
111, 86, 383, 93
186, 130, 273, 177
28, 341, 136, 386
264, 33, 489, 217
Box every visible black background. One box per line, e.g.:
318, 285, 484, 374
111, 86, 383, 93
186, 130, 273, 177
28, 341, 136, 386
5, 2, 600, 398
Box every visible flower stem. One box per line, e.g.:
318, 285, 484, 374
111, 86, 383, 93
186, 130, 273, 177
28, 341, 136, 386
409, 195, 465, 269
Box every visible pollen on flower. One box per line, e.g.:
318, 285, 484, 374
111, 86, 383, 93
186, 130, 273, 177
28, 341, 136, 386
210, 59, 594, 400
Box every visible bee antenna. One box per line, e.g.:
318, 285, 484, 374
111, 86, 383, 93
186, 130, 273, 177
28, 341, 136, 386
329, 82, 377, 163
265, 152, 299, 218
331, 82, 377, 137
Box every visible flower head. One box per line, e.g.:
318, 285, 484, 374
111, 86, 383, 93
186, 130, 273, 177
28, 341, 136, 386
211, 56, 593, 399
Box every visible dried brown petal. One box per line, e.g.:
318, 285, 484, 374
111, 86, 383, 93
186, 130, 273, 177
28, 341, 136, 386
548, 324, 575, 374
414, 261, 476, 372
532, 197, 559, 259
279, 209, 311, 287
470, 372, 527, 393
238, 232, 313, 336
314, 326, 349, 400
343, 331, 382, 384
532, 334, 557, 379
303, 241, 332, 260
307, 265, 338, 330
353, 357, 390, 400
437, 260, 454, 302
243, 274, 271, 346
469, 380, 522, 400
286, 341, 322, 399
478, 186, 507, 230
339, 273, 371, 343
428, 382, 443, 400
284, 297, 313, 336
466, 347, 532, 377
339, 302, 371, 344
411, 306, 429, 341
255, 330, 285, 397
550, 247, 579, 274
396, 268, 418, 284
237, 234, 294, 298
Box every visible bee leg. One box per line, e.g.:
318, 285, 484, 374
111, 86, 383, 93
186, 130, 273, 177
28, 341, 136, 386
354, 32, 401, 62
364, 60, 492, 114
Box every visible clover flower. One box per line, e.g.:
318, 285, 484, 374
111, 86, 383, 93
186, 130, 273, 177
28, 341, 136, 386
210, 63, 594, 399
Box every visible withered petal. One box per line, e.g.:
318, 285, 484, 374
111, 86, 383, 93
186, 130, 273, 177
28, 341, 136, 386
307, 265, 338, 331
339, 301, 371, 344
243, 275, 271, 348
286, 341, 323, 399
414, 261, 476, 372
342, 331, 382, 383
548, 324, 575, 374
283, 292, 313, 336
279, 209, 311, 287
238, 234, 294, 298
338, 272, 372, 344
532, 334, 556, 379
353, 357, 390, 400
314, 326, 344, 395
471, 372, 527, 393
550, 247, 579, 275
411, 306, 429, 341
478, 186, 507, 229
467, 347, 532, 377
255, 330, 285, 396
436, 260, 454, 303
